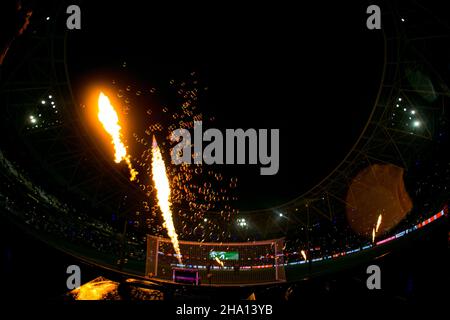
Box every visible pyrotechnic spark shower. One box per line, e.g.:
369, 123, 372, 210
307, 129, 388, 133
97, 92, 138, 181
214, 257, 224, 267
375, 214, 382, 233
300, 250, 307, 261
372, 214, 383, 243
72, 278, 118, 300
151, 135, 182, 264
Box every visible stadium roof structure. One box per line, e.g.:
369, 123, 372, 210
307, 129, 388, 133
230, 4, 450, 240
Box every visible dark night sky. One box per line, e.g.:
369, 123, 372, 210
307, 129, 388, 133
66, 1, 384, 210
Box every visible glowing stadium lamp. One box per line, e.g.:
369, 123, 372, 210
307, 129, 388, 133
237, 218, 247, 228
413, 120, 421, 127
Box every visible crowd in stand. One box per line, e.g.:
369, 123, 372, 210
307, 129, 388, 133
0, 147, 448, 267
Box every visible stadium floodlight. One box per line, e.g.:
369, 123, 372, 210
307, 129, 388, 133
237, 218, 247, 227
